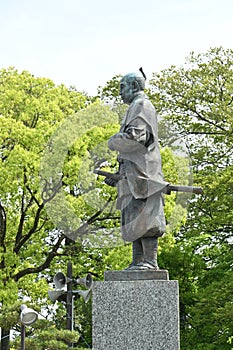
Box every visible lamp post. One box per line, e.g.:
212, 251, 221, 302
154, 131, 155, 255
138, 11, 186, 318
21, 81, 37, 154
20, 304, 38, 350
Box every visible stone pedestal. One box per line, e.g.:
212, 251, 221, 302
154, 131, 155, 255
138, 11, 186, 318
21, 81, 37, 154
104, 269, 169, 281
92, 271, 180, 350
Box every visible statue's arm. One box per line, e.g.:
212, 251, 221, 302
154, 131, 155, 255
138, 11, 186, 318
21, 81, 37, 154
108, 117, 151, 152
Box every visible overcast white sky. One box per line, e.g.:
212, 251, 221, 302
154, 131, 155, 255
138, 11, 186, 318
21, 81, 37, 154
1, 0, 233, 95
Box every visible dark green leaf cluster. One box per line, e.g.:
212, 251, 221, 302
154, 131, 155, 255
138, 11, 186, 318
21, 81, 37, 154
148, 47, 233, 350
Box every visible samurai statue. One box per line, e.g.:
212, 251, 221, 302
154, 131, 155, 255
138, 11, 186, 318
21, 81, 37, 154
105, 68, 168, 270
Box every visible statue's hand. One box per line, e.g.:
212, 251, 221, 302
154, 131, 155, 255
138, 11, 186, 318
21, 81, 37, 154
104, 177, 118, 187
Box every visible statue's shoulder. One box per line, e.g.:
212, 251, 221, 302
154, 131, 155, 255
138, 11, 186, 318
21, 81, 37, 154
133, 93, 153, 106
133, 95, 155, 113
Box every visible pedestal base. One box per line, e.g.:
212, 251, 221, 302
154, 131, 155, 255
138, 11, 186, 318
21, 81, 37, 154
104, 269, 169, 281
92, 273, 180, 350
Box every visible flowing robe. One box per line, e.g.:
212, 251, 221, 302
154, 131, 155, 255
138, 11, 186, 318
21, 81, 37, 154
108, 92, 168, 242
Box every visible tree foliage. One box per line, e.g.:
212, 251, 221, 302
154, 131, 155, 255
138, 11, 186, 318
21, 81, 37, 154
149, 47, 233, 349
10, 319, 80, 350
0, 68, 121, 349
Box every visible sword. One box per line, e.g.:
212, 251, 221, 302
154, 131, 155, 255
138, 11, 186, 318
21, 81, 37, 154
94, 169, 203, 195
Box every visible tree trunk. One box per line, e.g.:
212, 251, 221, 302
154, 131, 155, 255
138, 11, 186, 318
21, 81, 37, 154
1, 328, 10, 350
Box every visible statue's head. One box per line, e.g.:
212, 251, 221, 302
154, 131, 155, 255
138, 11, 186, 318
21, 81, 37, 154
120, 70, 146, 104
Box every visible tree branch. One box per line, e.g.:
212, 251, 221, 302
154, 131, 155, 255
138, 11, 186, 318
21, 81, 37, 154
189, 107, 227, 132
15, 170, 38, 246
71, 196, 115, 237
14, 202, 44, 254
13, 234, 65, 281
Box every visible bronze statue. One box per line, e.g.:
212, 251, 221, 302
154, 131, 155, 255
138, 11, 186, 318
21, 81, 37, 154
104, 69, 168, 270
95, 69, 202, 270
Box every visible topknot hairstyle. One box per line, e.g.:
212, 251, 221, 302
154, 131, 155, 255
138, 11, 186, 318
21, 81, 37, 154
122, 67, 146, 91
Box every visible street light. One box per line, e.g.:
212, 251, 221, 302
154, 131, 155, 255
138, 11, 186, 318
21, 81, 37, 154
20, 304, 38, 350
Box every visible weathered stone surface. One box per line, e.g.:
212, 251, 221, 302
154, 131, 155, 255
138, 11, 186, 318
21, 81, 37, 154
92, 279, 180, 350
104, 269, 169, 281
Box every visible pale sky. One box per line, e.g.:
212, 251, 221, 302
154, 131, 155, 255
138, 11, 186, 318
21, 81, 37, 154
1, 0, 233, 95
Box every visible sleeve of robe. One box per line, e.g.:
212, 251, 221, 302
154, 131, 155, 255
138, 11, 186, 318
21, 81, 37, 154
108, 116, 168, 199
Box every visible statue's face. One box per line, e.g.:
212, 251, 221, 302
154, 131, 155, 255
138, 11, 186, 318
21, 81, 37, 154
119, 78, 135, 104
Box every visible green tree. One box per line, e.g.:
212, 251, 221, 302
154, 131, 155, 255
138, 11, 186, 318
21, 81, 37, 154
149, 47, 233, 349
0, 67, 89, 349
10, 319, 80, 350
97, 74, 127, 121
0, 68, 127, 350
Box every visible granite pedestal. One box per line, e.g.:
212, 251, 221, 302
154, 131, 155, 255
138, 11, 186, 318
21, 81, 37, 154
92, 270, 180, 350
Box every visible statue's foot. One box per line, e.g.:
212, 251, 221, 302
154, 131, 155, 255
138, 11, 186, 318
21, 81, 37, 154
124, 263, 142, 270
136, 261, 159, 270
125, 261, 159, 271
